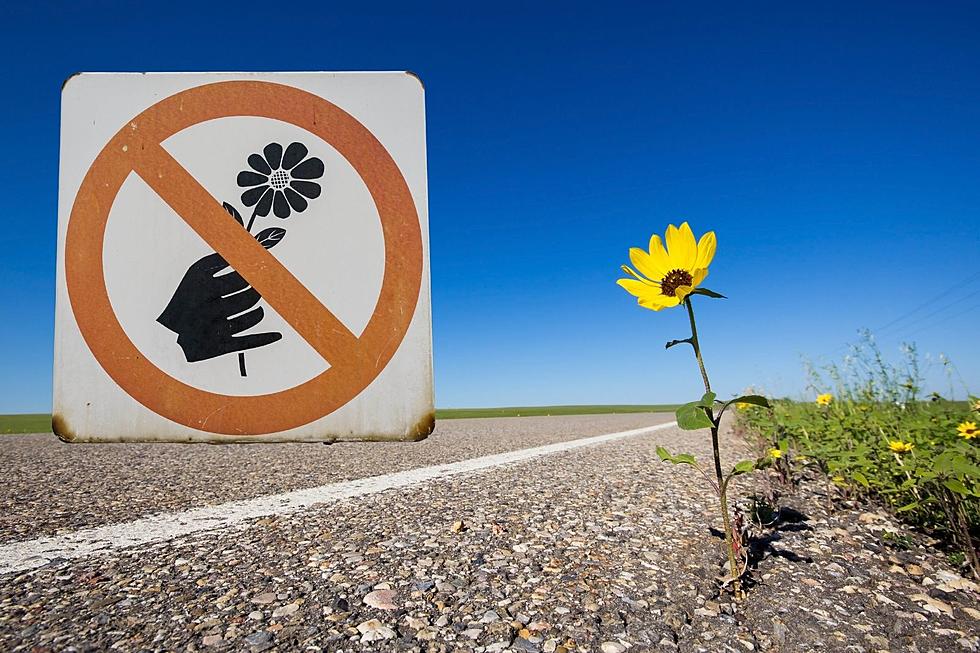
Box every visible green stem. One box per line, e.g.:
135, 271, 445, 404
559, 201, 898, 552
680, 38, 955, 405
684, 297, 740, 595
685, 298, 711, 394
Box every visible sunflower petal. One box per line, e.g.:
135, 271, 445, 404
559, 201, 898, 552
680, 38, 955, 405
629, 247, 667, 281
666, 222, 697, 270
617, 278, 656, 298
675, 285, 694, 301
648, 234, 672, 275
638, 298, 667, 311
691, 268, 708, 288
695, 231, 716, 270
642, 294, 679, 310
621, 265, 656, 284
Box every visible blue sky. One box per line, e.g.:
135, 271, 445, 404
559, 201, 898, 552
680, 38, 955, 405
1, 0, 978, 413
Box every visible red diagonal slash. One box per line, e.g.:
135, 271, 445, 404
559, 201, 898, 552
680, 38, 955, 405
132, 142, 368, 372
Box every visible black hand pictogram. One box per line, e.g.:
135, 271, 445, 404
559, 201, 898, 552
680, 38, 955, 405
157, 251, 282, 363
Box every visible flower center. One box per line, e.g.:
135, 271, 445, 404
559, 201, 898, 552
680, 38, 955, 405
270, 169, 291, 190
660, 269, 693, 296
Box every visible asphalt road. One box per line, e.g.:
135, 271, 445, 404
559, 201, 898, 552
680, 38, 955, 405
1, 414, 977, 652
0, 413, 673, 545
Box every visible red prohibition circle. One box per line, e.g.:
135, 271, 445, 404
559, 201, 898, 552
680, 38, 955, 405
65, 81, 423, 435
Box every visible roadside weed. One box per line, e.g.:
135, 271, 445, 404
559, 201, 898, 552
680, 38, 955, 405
617, 222, 770, 595
739, 338, 979, 578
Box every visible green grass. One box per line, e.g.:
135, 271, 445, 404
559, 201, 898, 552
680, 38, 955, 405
1, 405, 678, 433
435, 404, 680, 419
0, 414, 52, 434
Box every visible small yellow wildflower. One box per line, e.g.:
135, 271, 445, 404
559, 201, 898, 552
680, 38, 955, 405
736, 402, 752, 411
617, 222, 716, 311
957, 421, 978, 440
888, 441, 914, 454
768, 448, 783, 459
816, 393, 833, 406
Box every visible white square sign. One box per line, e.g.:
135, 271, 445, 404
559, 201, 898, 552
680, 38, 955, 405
54, 72, 433, 443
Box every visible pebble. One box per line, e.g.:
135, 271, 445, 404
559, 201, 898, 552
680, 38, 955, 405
250, 592, 276, 605
243, 631, 271, 647
356, 619, 396, 642
271, 602, 299, 618
601, 642, 627, 653
363, 589, 398, 610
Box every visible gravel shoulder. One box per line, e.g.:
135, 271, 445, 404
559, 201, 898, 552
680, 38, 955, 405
1, 417, 977, 652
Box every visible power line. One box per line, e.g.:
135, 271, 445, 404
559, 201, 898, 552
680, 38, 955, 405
870, 269, 980, 335
904, 301, 980, 340
812, 274, 980, 360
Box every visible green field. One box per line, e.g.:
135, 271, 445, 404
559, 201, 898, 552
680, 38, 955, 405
0, 405, 677, 434
0, 414, 52, 434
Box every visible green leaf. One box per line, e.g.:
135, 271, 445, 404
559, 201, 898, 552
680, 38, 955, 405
896, 501, 921, 513
730, 395, 771, 409
672, 453, 698, 466
932, 452, 957, 475
655, 445, 699, 467
698, 392, 717, 407
852, 471, 870, 489
676, 401, 713, 430
943, 478, 973, 496
950, 457, 980, 478
731, 460, 756, 476
715, 394, 771, 422
690, 287, 726, 299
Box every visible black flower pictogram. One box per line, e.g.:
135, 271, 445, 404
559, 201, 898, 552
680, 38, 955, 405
237, 142, 324, 219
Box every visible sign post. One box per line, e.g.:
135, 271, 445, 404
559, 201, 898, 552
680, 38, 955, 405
54, 73, 433, 442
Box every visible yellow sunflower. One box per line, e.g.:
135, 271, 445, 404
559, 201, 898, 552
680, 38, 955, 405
816, 393, 833, 406
617, 222, 716, 311
958, 421, 978, 440
888, 440, 914, 454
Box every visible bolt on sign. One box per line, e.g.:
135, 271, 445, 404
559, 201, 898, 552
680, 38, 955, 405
54, 72, 433, 443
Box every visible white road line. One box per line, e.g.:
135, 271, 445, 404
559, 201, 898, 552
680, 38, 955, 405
1, 421, 677, 575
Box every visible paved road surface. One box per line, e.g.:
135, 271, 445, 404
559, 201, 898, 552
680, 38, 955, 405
1, 414, 977, 652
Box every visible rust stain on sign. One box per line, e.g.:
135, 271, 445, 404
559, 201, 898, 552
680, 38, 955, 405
408, 411, 436, 441
51, 414, 76, 443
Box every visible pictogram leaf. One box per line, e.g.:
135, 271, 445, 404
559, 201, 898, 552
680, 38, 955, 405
255, 227, 286, 249
223, 202, 245, 227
